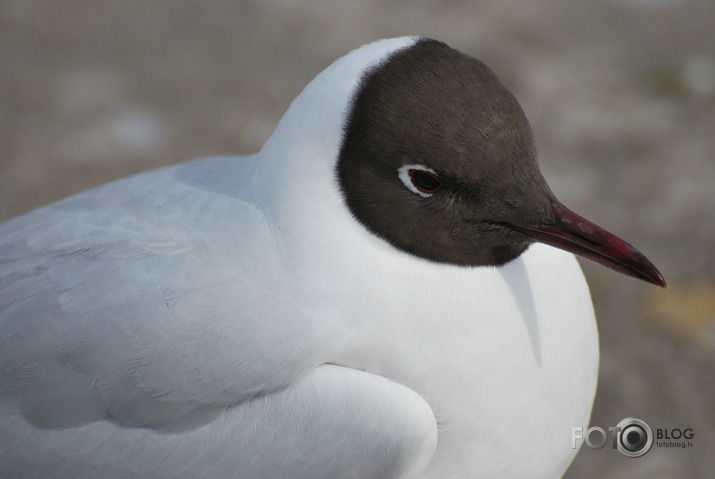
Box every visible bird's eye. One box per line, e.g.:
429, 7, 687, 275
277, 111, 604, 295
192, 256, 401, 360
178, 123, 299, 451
409, 169, 442, 194
397, 164, 442, 198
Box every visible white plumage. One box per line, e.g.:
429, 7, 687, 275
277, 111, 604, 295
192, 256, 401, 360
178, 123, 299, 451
0, 37, 599, 478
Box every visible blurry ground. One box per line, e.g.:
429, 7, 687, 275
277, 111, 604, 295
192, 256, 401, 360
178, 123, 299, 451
1, 0, 713, 477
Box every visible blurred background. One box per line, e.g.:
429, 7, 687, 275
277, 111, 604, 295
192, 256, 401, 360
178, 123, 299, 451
1, 0, 713, 477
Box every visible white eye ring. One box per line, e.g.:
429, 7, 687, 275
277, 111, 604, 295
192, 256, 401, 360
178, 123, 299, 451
398, 164, 441, 198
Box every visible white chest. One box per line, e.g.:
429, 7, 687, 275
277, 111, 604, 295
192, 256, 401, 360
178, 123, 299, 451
327, 244, 599, 479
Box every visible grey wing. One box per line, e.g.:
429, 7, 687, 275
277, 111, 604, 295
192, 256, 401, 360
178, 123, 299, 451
1, 159, 437, 478
0, 159, 320, 430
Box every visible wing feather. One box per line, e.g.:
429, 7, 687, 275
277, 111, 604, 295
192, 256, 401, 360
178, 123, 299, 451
0, 157, 334, 430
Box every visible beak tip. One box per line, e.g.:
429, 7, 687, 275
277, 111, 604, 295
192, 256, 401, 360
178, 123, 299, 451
631, 246, 666, 288
653, 272, 667, 289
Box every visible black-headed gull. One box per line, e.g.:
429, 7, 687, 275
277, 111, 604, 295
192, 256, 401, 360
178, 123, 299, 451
0, 37, 664, 478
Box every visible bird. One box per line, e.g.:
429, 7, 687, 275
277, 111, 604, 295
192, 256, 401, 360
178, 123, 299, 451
0, 37, 664, 479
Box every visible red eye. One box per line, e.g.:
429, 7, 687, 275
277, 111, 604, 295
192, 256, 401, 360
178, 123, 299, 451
409, 169, 442, 193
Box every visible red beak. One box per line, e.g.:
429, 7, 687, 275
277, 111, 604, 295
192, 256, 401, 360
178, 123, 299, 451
509, 202, 666, 287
